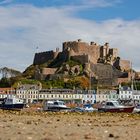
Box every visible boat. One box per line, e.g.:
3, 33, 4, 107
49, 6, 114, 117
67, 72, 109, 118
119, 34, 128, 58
43, 100, 70, 111
133, 104, 140, 113
71, 104, 97, 112
71, 107, 85, 112
98, 100, 134, 113
0, 95, 25, 110
83, 104, 96, 112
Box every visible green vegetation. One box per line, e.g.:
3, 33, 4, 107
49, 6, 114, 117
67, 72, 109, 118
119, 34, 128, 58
65, 59, 81, 67
0, 77, 11, 87
41, 80, 65, 89
22, 65, 35, 79
121, 81, 140, 90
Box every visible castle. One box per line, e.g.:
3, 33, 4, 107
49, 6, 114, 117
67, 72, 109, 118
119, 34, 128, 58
33, 39, 131, 86
34, 39, 116, 64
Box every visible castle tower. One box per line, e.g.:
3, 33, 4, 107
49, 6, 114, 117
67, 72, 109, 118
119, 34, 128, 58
104, 42, 109, 57
109, 48, 118, 58
68, 47, 75, 60
100, 43, 109, 58
62, 42, 68, 51
53, 48, 59, 59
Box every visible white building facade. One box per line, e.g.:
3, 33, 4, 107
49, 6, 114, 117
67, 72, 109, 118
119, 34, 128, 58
96, 90, 118, 103
82, 90, 96, 104
118, 86, 140, 103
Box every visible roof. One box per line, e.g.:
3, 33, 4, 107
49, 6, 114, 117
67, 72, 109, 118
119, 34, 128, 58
0, 88, 15, 94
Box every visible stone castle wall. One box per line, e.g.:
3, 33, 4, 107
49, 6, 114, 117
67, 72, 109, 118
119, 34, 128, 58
71, 54, 89, 64
120, 60, 131, 71
91, 63, 121, 86
63, 40, 100, 64
33, 51, 59, 65
109, 48, 118, 58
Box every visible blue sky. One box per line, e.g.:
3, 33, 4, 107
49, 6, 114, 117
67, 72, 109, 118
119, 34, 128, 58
0, 0, 140, 71
1, 0, 140, 20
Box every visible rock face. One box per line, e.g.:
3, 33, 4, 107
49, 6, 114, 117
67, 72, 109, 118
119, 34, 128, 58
91, 63, 122, 86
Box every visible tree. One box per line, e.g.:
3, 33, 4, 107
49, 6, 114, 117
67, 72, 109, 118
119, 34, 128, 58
0, 77, 11, 87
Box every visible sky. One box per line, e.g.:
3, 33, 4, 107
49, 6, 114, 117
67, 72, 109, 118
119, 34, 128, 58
0, 0, 140, 72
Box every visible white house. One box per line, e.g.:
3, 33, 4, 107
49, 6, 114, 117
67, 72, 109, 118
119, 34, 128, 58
16, 84, 40, 103
96, 90, 118, 103
132, 90, 140, 103
38, 89, 83, 103
119, 86, 133, 101
0, 88, 16, 99
82, 90, 96, 104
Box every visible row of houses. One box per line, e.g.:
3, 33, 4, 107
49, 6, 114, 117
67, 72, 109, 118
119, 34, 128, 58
0, 85, 140, 104
119, 86, 140, 103
0, 86, 118, 104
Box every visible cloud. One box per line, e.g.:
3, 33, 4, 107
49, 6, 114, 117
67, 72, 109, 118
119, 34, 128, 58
0, 4, 140, 72
0, 0, 13, 5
